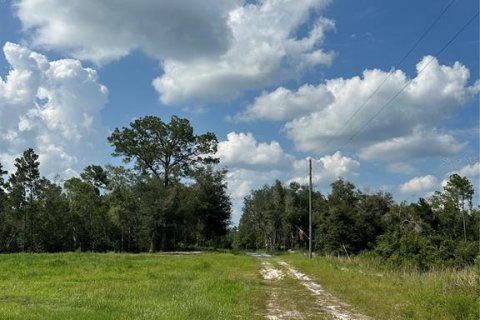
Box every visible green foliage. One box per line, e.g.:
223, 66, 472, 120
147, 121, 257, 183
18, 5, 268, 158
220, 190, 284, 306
237, 181, 325, 251
108, 115, 218, 186
0, 116, 230, 253
5, 148, 41, 252
190, 166, 231, 247
36, 178, 70, 252
239, 173, 478, 270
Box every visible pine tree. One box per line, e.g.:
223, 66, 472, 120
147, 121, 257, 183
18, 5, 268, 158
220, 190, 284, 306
8, 149, 41, 251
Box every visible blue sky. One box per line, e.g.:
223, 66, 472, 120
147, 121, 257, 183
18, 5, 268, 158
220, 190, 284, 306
0, 0, 478, 223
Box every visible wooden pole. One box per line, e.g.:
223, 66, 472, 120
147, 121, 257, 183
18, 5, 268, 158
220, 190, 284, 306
309, 158, 312, 259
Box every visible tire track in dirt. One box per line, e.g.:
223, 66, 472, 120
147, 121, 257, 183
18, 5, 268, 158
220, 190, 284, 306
277, 260, 371, 320
260, 261, 306, 320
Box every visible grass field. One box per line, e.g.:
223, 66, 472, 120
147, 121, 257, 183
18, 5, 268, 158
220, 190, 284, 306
0, 253, 265, 320
0, 252, 477, 319
282, 254, 479, 320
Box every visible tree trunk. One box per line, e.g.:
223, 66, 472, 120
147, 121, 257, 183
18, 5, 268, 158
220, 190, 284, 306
149, 231, 155, 253
23, 207, 27, 252
29, 191, 33, 252
121, 227, 124, 252
161, 225, 167, 251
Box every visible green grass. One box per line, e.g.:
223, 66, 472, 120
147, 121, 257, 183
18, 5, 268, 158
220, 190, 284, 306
0, 252, 265, 320
262, 260, 331, 319
282, 254, 479, 320
1, 252, 477, 320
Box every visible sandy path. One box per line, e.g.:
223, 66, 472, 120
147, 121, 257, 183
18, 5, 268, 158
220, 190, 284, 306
277, 260, 371, 320
256, 255, 372, 320
260, 261, 306, 319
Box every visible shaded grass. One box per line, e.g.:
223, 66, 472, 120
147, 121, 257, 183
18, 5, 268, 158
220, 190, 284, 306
0, 252, 265, 320
282, 254, 478, 320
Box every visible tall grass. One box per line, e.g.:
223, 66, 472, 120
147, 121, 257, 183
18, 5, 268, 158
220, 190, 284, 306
283, 253, 478, 320
0, 252, 265, 320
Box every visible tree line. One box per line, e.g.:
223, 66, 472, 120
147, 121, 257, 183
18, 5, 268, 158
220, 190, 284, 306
0, 116, 231, 253
235, 176, 479, 270
1, 114, 478, 268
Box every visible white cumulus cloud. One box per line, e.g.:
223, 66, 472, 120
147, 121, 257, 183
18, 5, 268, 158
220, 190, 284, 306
247, 56, 479, 159
233, 84, 334, 122
217, 132, 291, 168
15, 0, 335, 104
153, 0, 335, 104
441, 162, 480, 189
0, 42, 108, 178
290, 151, 360, 185
456, 162, 480, 178
359, 130, 466, 161
400, 175, 438, 193
216, 133, 359, 223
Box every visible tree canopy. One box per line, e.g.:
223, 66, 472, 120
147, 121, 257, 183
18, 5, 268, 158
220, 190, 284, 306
236, 174, 478, 270
108, 115, 218, 186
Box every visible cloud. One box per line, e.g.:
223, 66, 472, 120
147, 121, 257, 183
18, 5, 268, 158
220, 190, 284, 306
252, 56, 480, 157
15, 0, 240, 65
226, 168, 283, 200
16, 0, 334, 104
225, 167, 283, 223
359, 130, 466, 161
399, 175, 438, 193
441, 162, 480, 189
217, 132, 359, 223
153, 0, 334, 104
456, 162, 480, 178
217, 132, 291, 168
290, 151, 360, 185
224, 150, 359, 224
233, 84, 334, 122
0, 42, 108, 178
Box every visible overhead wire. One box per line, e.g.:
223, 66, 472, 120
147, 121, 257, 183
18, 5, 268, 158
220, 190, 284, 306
339, 11, 479, 150
320, 0, 459, 152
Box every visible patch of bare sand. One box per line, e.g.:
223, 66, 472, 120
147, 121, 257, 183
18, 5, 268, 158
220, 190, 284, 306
261, 261, 285, 281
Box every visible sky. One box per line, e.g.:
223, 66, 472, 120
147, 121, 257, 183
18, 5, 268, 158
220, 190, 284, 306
0, 0, 479, 224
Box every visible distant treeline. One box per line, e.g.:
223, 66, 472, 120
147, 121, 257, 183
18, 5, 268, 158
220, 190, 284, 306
1, 115, 478, 270
235, 176, 479, 270
0, 116, 231, 253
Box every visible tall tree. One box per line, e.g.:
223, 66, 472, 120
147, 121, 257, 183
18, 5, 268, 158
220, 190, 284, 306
108, 115, 218, 187
37, 178, 71, 252
108, 116, 219, 251
8, 149, 41, 251
442, 174, 474, 242
190, 167, 231, 247
64, 177, 105, 251
80, 165, 109, 192
0, 163, 6, 215
318, 178, 358, 255
105, 166, 141, 252
0, 163, 8, 251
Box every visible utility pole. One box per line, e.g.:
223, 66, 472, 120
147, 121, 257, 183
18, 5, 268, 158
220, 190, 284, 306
309, 158, 312, 259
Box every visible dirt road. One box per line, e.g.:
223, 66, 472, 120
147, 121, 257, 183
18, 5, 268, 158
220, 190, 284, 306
258, 257, 371, 320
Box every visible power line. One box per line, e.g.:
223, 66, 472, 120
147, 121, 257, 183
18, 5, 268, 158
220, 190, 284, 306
339, 11, 479, 150
321, 0, 458, 152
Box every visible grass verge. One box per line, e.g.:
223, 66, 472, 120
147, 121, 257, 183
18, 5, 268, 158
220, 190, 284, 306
282, 254, 478, 320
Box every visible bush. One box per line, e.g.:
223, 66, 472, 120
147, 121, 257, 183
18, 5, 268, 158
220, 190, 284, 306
374, 231, 477, 271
